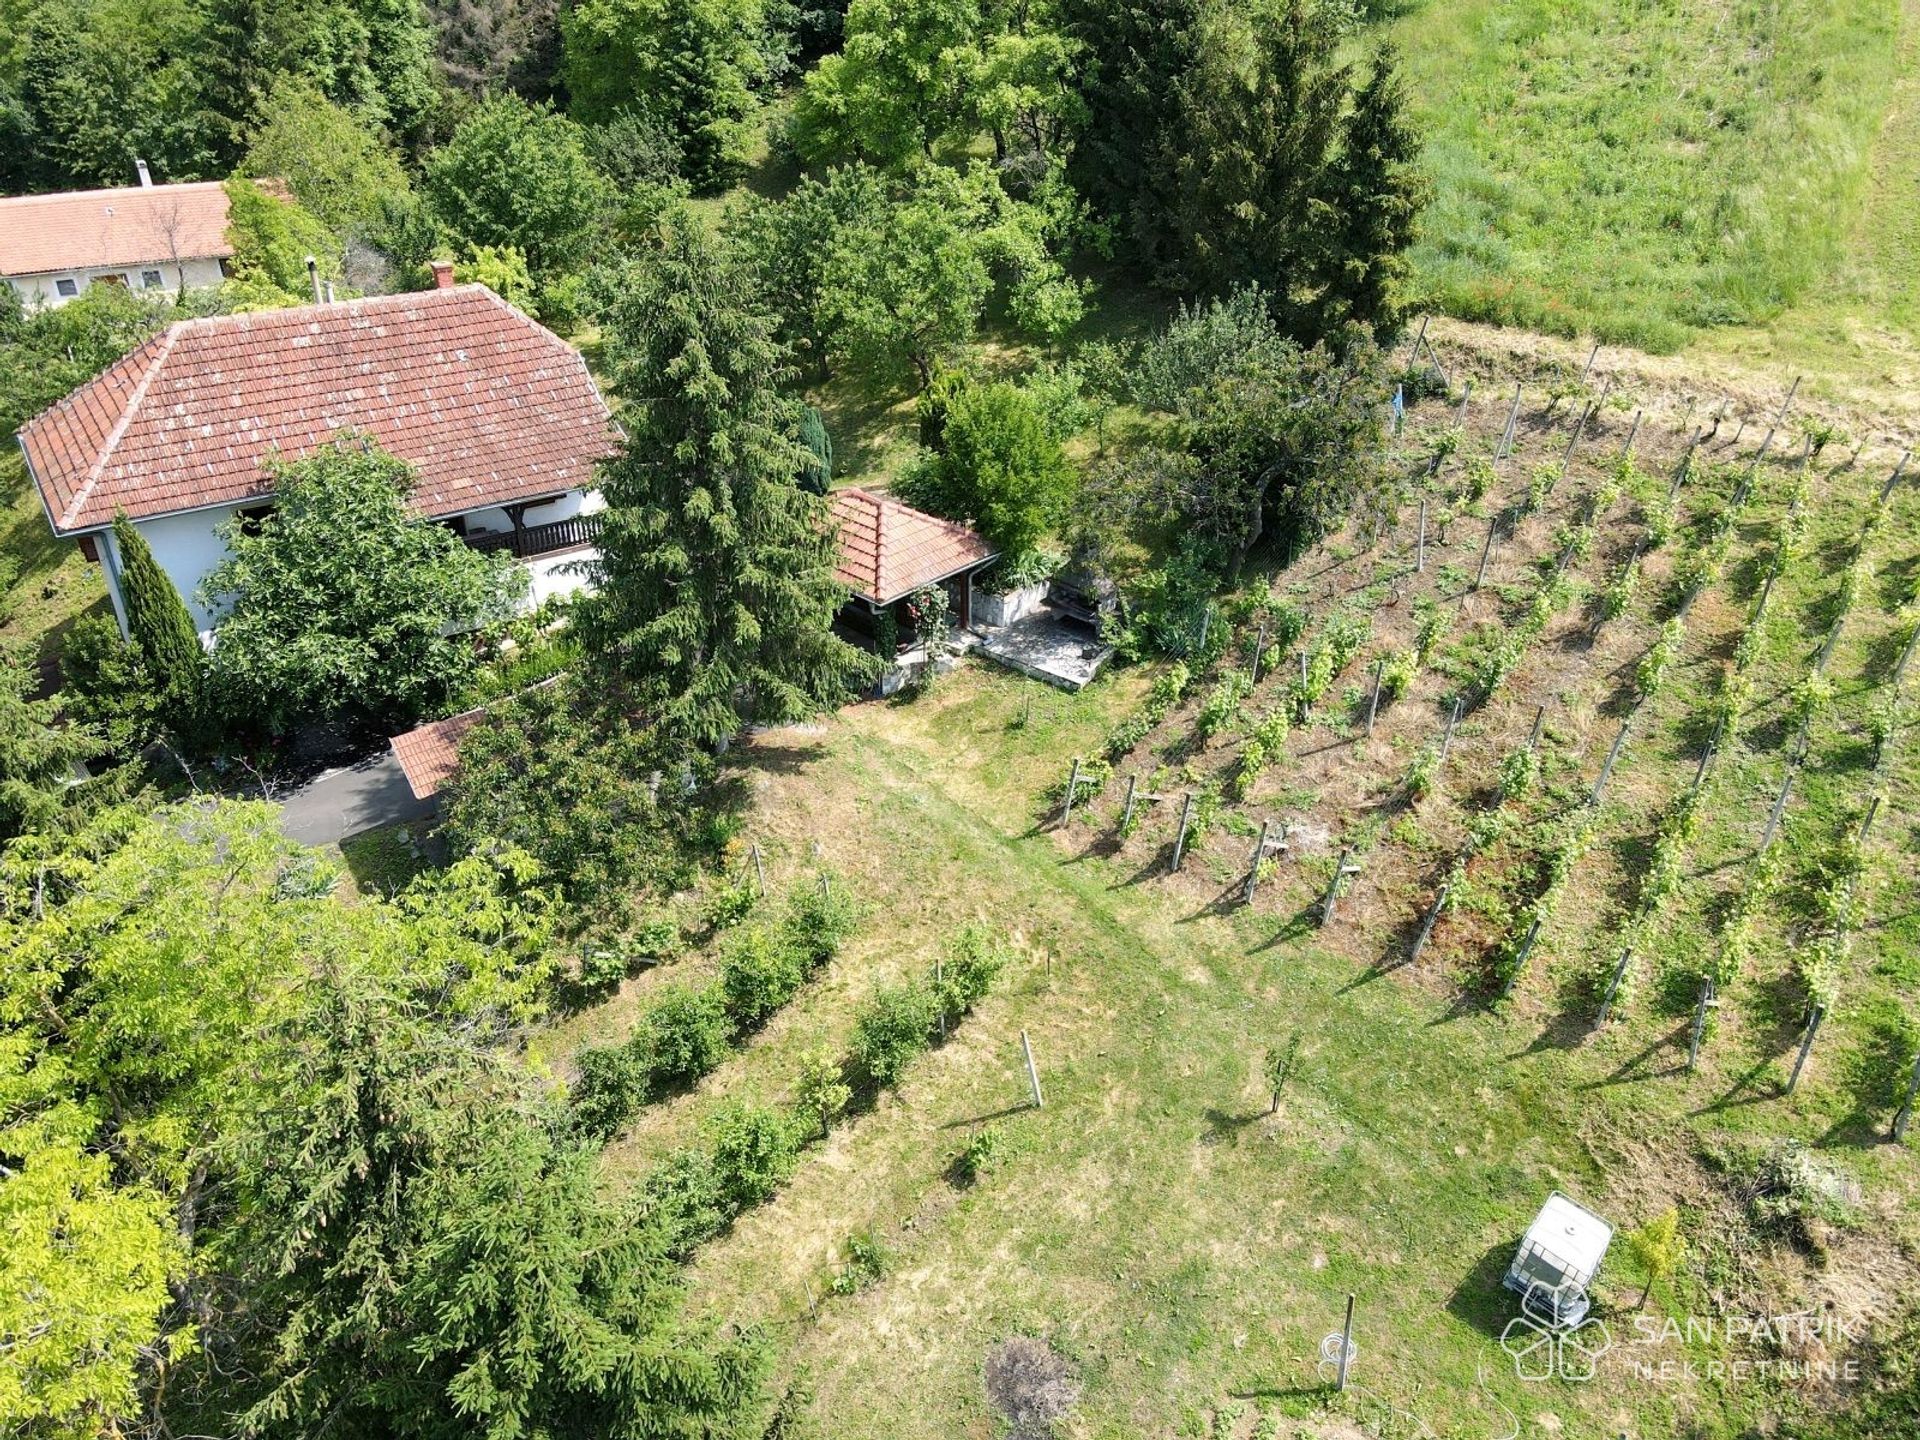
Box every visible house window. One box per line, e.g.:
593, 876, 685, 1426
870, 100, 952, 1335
55, 278, 78, 297
236, 503, 274, 537
141, 270, 164, 289
92, 273, 127, 287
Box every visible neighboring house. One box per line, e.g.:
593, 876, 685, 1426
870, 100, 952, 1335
0, 169, 238, 309
831, 487, 998, 692
16, 272, 620, 640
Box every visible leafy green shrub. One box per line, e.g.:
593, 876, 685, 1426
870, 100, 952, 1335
1403, 745, 1440, 802
721, 925, 808, 1029
796, 1048, 852, 1134
704, 880, 758, 931
1412, 595, 1449, 664
1196, 671, 1252, 738
1602, 557, 1641, 621
572, 1042, 653, 1140
934, 924, 1009, 1017
1497, 746, 1539, 802
1636, 619, 1685, 700
643, 985, 734, 1087
1233, 709, 1292, 798
1525, 462, 1555, 513
705, 1102, 802, 1213
849, 982, 942, 1089
783, 877, 859, 967
1379, 649, 1417, 702
956, 1124, 1010, 1185
1462, 455, 1496, 501
830, 1231, 891, 1294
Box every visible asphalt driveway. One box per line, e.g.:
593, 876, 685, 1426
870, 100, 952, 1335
278, 752, 436, 847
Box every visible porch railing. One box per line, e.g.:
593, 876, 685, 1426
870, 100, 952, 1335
464, 512, 604, 561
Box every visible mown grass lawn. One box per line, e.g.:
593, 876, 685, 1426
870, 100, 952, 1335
0, 449, 106, 679
1389, 0, 1904, 355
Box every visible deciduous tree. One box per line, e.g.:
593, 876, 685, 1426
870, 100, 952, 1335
424, 95, 611, 281
201, 441, 524, 734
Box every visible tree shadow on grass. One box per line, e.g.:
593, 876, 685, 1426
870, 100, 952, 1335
1445, 1241, 1521, 1341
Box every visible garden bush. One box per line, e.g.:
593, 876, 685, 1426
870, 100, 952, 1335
720, 925, 808, 1029
641, 984, 734, 1087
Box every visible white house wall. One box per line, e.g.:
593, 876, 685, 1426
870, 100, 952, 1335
105, 488, 606, 641
7, 256, 227, 310
131, 503, 250, 638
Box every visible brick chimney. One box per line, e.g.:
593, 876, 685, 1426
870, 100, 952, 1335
430, 260, 455, 291
135, 159, 153, 187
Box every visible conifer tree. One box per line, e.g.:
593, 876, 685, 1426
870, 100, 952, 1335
111, 512, 203, 729
1317, 45, 1428, 336
577, 219, 876, 747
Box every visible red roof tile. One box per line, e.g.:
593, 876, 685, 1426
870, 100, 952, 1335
17, 285, 619, 534
389, 707, 485, 800
0, 181, 237, 275
830, 487, 997, 606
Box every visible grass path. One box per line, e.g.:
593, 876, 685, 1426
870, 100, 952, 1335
1691, 0, 1920, 400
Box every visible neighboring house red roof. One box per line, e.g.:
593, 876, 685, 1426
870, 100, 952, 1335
830, 488, 997, 606
389, 707, 485, 801
0, 180, 238, 275
16, 285, 619, 535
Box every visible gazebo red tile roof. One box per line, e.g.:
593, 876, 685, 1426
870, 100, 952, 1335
16, 285, 618, 535
0, 180, 238, 275
830, 487, 997, 606
389, 707, 485, 801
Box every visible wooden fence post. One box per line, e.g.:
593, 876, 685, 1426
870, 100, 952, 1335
1495, 383, 1522, 461
1555, 402, 1591, 485
1410, 884, 1449, 963
1580, 342, 1600, 384
1787, 1006, 1824, 1094
1244, 819, 1271, 905
1622, 408, 1644, 460
1591, 720, 1632, 806
1687, 979, 1713, 1073
1893, 1050, 1920, 1142
1171, 793, 1194, 872
1500, 917, 1543, 999
1336, 1293, 1356, 1392
1758, 767, 1795, 852
1365, 660, 1385, 738
1416, 499, 1428, 573
1439, 697, 1464, 766
1526, 704, 1547, 757
751, 843, 766, 895
1473, 517, 1498, 590
1455, 378, 1473, 426
1251, 618, 1269, 685
1404, 314, 1428, 367
1877, 451, 1911, 507
1595, 947, 1633, 1029
1319, 849, 1354, 927
1062, 758, 1082, 826
1774, 375, 1802, 428
1120, 774, 1139, 834
1020, 1029, 1043, 1109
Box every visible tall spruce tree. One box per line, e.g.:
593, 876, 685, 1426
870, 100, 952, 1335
111, 513, 203, 729
577, 220, 876, 747
1316, 45, 1427, 337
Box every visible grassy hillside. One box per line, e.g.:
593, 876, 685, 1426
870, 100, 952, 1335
558, 363, 1920, 1438
0, 449, 107, 680
1392, 0, 1904, 353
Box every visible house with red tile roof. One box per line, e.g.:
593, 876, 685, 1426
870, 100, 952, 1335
0, 172, 239, 310
828, 487, 998, 671
16, 274, 620, 640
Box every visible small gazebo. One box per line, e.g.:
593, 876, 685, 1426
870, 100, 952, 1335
830, 488, 998, 653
